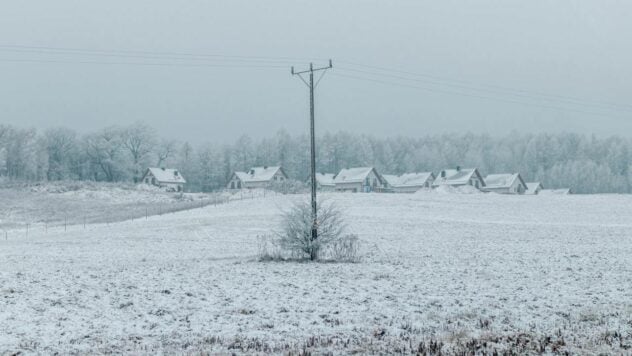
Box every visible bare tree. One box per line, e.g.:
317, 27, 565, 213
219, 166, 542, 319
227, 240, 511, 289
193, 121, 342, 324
122, 122, 156, 182
155, 139, 177, 167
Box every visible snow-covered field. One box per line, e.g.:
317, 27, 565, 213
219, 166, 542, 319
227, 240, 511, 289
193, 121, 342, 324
0, 182, 228, 230
1, 191, 631, 354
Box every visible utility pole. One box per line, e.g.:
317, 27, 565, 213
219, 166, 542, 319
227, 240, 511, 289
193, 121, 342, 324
291, 60, 333, 250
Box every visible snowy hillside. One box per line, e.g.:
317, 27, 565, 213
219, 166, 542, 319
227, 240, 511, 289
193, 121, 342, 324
0, 182, 226, 229
1, 192, 631, 354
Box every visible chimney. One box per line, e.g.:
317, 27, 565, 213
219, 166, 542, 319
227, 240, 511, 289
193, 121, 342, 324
263, 165, 268, 169
250, 169, 255, 175
161, 167, 166, 171
441, 170, 446, 178
174, 171, 179, 176
456, 166, 461, 172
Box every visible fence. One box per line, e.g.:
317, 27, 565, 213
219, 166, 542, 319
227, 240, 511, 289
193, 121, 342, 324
1, 189, 280, 240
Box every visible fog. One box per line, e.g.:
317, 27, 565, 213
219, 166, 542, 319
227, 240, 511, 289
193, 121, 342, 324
1, 1, 631, 143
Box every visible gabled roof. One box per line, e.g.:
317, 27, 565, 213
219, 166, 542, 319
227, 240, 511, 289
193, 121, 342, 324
484, 173, 526, 189
233, 166, 286, 183
145, 168, 186, 184
334, 167, 381, 184
526, 182, 544, 192
433, 168, 485, 187
315, 173, 335, 186
383, 172, 434, 187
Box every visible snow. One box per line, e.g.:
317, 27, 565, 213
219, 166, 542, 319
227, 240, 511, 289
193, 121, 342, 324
315, 173, 335, 186
433, 168, 482, 187
333, 167, 374, 183
235, 166, 283, 183
1, 192, 631, 354
484, 173, 520, 189
383, 172, 433, 187
144, 168, 186, 184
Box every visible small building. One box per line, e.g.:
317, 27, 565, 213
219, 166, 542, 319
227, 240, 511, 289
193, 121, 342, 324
141, 167, 186, 192
312, 173, 336, 191
540, 188, 572, 195
525, 182, 544, 195
483, 173, 528, 195
227, 166, 288, 189
382, 172, 435, 193
432, 167, 485, 190
333, 167, 386, 193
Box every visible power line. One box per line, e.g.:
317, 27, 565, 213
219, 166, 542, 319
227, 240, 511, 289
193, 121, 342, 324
0, 44, 325, 63
337, 59, 632, 112
335, 65, 632, 113
0, 58, 288, 69
330, 72, 629, 119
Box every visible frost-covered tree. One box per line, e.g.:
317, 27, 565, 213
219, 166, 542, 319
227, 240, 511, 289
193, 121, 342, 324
122, 122, 156, 182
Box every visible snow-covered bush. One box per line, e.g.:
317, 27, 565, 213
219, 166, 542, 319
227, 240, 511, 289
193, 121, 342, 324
258, 200, 359, 262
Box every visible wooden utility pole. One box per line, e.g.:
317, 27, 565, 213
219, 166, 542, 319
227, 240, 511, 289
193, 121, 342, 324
291, 60, 333, 248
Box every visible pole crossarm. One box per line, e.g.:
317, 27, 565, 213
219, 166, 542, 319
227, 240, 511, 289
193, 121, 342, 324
290, 59, 333, 254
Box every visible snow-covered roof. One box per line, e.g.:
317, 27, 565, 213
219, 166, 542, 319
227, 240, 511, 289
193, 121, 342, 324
145, 168, 186, 184
484, 173, 526, 189
433, 168, 484, 187
234, 166, 285, 183
334, 167, 379, 184
315, 173, 335, 186
383, 172, 434, 187
526, 182, 544, 193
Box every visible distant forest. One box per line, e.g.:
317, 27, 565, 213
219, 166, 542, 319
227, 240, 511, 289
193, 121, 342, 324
1, 123, 631, 194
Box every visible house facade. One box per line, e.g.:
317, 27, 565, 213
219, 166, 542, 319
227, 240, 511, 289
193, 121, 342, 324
383, 172, 435, 193
227, 166, 288, 189
333, 167, 386, 193
483, 173, 528, 194
525, 182, 544, 195
141, 167, 186, 192
432, 167, 485, 190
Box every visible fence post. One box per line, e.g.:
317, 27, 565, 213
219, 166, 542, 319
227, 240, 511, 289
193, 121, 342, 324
65, 216, 67, 232
145, 207, 148, 220
26, 223, 29, 238
84, 216, 86, 229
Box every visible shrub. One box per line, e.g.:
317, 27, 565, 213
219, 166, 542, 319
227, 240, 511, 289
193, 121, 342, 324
258, 199, 360, 262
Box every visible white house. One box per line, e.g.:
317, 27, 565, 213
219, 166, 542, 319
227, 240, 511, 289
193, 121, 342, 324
226, 166, 288, 189
432, 167, 485, 190
483, 173, 528, 195
141, 167, 186, 192
382, 172, 435, 193
312, 173, 336, 191
333, 167, 386, 193
525, 182, 544, 195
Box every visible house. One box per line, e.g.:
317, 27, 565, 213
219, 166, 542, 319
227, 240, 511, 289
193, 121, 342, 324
540, 188, 572, 195
333, 167, 386, 193
483, 173, 528, 195
141, 167, 186, 192
525, 182, 544, 195
432, 167, 485, 190
382, 172, 435, 193
312, 173, 336, 191
226, 166, 288, 189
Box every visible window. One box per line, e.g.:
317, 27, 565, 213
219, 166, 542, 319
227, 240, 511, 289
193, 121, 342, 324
151, 178, 156, 185
231, 182, 235, 189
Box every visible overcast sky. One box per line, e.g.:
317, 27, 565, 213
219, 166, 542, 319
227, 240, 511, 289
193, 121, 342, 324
1, 1, 631, 143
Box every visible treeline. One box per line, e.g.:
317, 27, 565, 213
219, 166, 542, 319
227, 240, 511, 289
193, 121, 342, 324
1, 123, 631, 193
